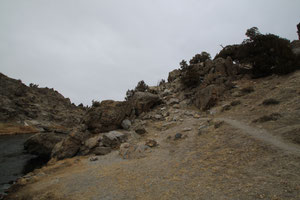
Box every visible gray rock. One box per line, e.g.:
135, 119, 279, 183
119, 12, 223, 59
51, 130, 92, 160
102, 131, 127, 148
119, 143, 150, 159
182, 127, 192, 132
92, 147, 112, 155
90, 157, 98, 162
174, 133, 182, 140
168, 98, 180, 105
194, 85, 226, 111
84, 135, 102, 149
162, 89, 171, 97
121, 119, 131, 130
145, 139, 158, 148
172, 104, 180, 109
154, 114, 163, 120
221, 104, 231, 112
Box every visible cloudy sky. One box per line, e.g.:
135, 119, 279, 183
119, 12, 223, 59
0, 0, 299, 105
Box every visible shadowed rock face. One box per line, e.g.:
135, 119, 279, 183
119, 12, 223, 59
24, 132, 66, 158
128, 92, 162, 116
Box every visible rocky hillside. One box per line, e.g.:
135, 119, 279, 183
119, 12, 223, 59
2, 26, 300, 199
5, 68, 300, 200
0, 73, 85, 135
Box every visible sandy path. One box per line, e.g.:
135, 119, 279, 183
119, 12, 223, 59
217, 117, 300, 155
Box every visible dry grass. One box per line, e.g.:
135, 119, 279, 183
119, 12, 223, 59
0, 123, 39, 135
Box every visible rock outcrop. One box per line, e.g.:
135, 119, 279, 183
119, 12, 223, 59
83, 100, 131, 133
0, 73, 85, 130
24, 132, 66, 158
128, 92, 161, 116
51, 129, 92, 160
52, 130, 127, 160
194, 85, 226, 111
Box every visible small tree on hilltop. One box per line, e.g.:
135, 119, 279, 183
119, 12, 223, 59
189, 52, 211, 64
179, 60, 188, 70
135, 80, 149, 92
245, 27, 261, 41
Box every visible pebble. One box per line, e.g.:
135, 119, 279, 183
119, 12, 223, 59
193, 114, 201, 118
90, 157, 98, 162
183, 127, 192, 132
145, 139, 158, 147
174, 133, 182, 140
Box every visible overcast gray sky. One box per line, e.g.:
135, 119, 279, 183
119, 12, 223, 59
0, 0, 299, 105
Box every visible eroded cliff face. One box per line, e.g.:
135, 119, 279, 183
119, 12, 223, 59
0, 73, 85, 134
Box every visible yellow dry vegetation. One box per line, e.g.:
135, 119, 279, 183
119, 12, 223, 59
0, 123, 39, 135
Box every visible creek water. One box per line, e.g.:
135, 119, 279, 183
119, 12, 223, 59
0, 134, 47, 196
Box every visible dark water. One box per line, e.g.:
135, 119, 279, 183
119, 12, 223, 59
0, 134, 48, 196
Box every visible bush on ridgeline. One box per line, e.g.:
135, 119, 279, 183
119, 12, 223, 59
125, 80, 150, 101
92, 100, 101, 107
135, 80, 149, 92
179, 59, 201, 88
189, 52, 211, 64
216, 27, 299, 78
179, 60, 188, 70
245, 27, 261, 41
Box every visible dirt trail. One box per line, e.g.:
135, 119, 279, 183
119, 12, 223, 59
217, 117, 300, 155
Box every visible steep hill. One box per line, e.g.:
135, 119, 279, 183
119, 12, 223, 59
0, 73, 85, 135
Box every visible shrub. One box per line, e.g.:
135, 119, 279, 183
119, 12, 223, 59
92, 100, 101, 107
245, 27, 261, 41
135, 80, 149, 92
29, 83, 39, 88
179, 60, 188, 70
180, 64, 201, 88
179, 53, 211, 88
189, 52, 211, 64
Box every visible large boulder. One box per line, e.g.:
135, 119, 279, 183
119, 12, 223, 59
51, 130, 91, 160
129, 92, 161, 116
83, 100, 131, 133
194, 85, 226, 111
24, 132, 66, 158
